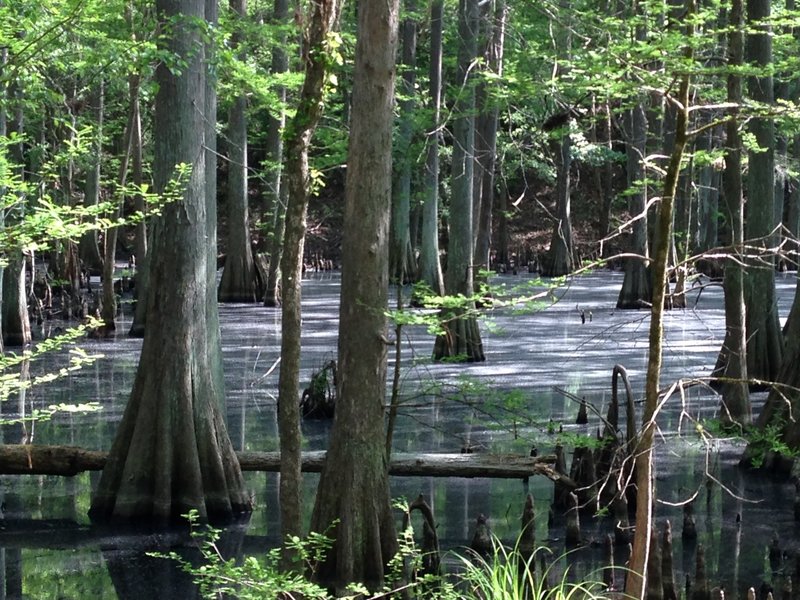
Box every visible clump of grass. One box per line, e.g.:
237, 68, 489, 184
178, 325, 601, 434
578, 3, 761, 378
454, 538, 611, 600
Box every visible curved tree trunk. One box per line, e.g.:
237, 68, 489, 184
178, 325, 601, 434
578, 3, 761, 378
89, 0, 250, 522
617, 101, 651, 309
417, 0, 445, 296
743, 0, 783, 383
219, 0, 263, 303
433, 0, 485, 362
309, 0, 399, 590
276, 0, 341, 543
715, 0, 750, 425
262, 0, 290, 308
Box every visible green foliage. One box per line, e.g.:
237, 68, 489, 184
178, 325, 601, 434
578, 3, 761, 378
173, 511, 612, 600
0, 318, 105, 423
700, 417, 798, 469
455, 540, 609, 600
157, 511, 334, 599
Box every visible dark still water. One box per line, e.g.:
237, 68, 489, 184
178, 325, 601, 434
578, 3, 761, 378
0, 270, 797, 598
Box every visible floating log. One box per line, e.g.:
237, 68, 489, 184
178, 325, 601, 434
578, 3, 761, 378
0, 445, 568, 482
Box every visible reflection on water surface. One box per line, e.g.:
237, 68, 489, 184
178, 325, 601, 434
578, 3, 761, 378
1, 270, 797, 598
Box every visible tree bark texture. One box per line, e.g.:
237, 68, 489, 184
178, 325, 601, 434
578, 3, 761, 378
417, 0, 445, 296
433, 0, 485, 362
277, 0, 341, 543
715, 0, 750, 425
309, 0, 400, 591
89, 0, 250, 522
473, 0, 506, 275
626, 5, 693, 595
203, 0, 226, 407
0, 445, 564, 481
617, 101, 651, 309
219, 0, 263, 303
2, 252, 30, 347
544, 133, 574, 276
128, 66, 148, 338
389, 0, 418, 284
78, 80, 104, 273
101, 74, 140, 332
743, 0, 783, 383
262, 0, 290, 307
746, 274, 800, 473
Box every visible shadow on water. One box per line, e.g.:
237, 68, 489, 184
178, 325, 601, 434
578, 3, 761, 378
0, 269, 797, 598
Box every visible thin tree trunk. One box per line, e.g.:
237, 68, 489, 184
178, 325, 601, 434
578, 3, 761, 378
626, 3, 694, 596
79, 81, 104, 273
263, 0, 290, 307
389, 0, 418, 283
128, 66, 147, 338
417, 0, 445, 296
473, 0, 506, 276
277, 0, 341, 544
205, 0, 226, 406
101, 75, 140, 332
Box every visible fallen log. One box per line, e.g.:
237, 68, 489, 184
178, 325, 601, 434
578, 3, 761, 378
0, 445, 571, 484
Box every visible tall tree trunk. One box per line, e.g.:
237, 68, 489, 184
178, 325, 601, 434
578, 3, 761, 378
277, 0, 341, 543
89, 0, 250, 522
205, 0, 226, 406
473, 0, 506, 276
310, 0, 399, 590
128, 66, 147, 338
617, 100, 651, 309
2, 253, 30, 347
262, 0, 290, 307
219, 0, 263, 303
715, 0, 750, 425
432, 0, 485, 362
626, 3, 694, 597
389, 0, 418, 283
694, 124, 719, 253
417, 0, 445, 296
3, 83, 29, 347
743, 0, 783, 383
79, 80, 104, 273
101, 75, 140, 333
543, 133, 574, 276
0, 38, 8, 352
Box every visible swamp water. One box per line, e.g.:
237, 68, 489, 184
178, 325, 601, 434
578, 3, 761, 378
0, 270, 797, 598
